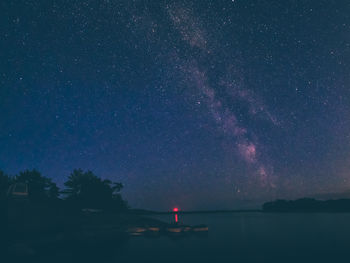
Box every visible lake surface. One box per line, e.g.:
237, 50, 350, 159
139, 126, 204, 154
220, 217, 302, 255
118, 212, 350, 263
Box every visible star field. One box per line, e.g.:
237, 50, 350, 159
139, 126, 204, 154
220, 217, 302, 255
1, 0, 350, 210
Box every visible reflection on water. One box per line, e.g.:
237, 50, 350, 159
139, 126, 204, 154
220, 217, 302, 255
11, 213, 350, 263
119, 213, 350, 263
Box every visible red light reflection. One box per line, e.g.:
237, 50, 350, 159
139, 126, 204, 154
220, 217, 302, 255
173, 208, 179, 223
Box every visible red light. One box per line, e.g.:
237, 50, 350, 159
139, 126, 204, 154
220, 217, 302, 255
175, 214, 178, 223
173, 207, 179, 212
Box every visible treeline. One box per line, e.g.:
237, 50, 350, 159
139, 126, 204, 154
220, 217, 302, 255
263, 198, 350, 212
0, 169, 128, 211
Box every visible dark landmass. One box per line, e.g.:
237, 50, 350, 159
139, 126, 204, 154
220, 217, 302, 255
3, 201, 208, 261
0, 169, 209, 261
3, 200, 171, 261
263, 198, 350, 212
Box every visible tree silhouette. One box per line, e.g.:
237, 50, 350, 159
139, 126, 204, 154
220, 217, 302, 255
47, 182, 60, 199
63, 169, 127, 210
0, 170, 11, 200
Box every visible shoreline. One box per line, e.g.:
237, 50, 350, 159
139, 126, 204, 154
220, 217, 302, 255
130, 209, 262, 215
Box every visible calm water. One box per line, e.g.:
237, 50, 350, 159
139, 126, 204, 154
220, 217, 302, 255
118, 212, 350, 263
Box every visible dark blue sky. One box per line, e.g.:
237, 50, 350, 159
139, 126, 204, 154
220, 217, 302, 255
1, 0, 350, 210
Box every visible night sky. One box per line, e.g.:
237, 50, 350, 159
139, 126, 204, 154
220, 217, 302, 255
1, 0, 350, 210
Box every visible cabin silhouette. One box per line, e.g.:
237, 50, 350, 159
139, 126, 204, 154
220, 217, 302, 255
7, 183, 28, 199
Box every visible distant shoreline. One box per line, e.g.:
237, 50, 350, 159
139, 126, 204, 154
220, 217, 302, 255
132, 198, 350, 214
131, 209, 350, 214
130, 209, 262, 214
263, 198, 350, 213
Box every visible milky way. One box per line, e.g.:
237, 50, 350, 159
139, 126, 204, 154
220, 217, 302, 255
1, 0, 350, 210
